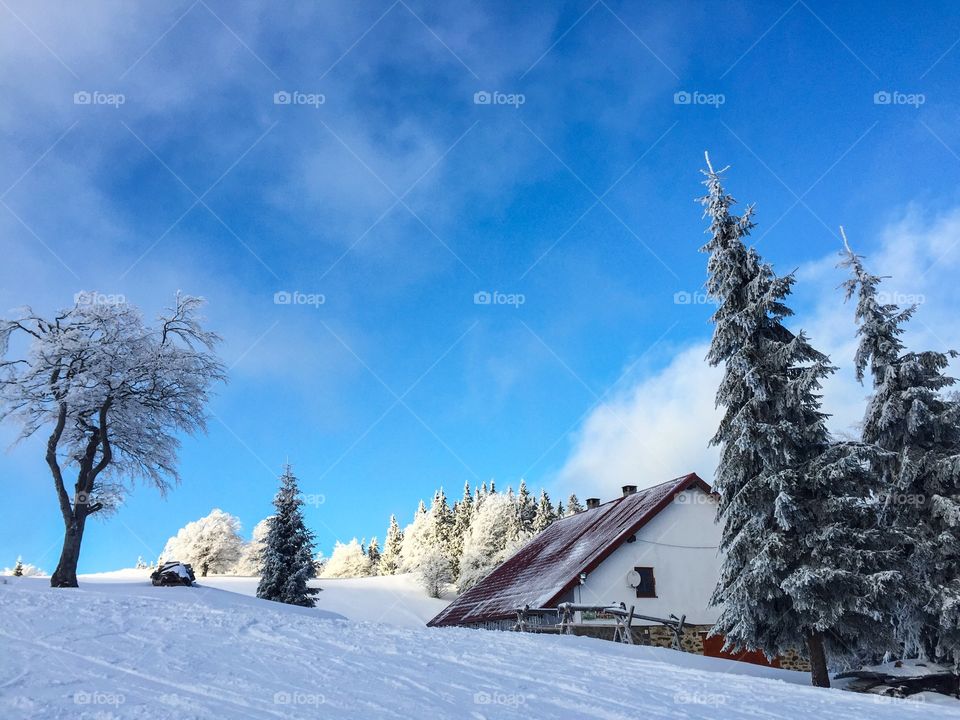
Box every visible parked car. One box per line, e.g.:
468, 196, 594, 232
151, 561, 196, 587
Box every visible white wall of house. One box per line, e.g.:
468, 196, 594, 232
574, 488, 723, 625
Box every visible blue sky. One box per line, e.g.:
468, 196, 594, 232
2, 0, 960, 573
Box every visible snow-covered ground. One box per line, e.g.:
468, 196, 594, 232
3, 574, 954, 719
74, 568, 451, 628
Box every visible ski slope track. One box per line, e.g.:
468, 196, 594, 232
1, 576, 952, 719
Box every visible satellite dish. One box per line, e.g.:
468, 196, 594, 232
626, 570, 641, 588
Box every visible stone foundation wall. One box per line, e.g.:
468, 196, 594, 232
566, 623, 810, 672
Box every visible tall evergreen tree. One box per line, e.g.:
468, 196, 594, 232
430, 488, 454, 559
257, 465, 317, 607
700, 155, 886, 686
450, 481, 473, 578
842, 231, 960, 662
516, 480, 536, 534
367, 536, 381, 574
532, 489, 557, 534
379, 514, 404, 575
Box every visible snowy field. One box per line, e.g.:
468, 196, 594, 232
3, 575, 954, 719
74, 569, 451, 628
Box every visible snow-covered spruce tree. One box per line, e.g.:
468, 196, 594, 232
4, 557, 44, 577
516, 479, 536, 534
367, 536, 381, 574
257, 466, 317, 607
400, 500, 434, 573
449, 481, 473, 577
0, 293, 224, 587
379, 514, 404, 575
842, 232, 960, 663
321, 538, 372, 578
430, 488, 454, 559
532, 489, 557, 534
162, 508, 244, 576
13, 558, 23, 576
566, 494, 584, 515
700, 156, 893, 686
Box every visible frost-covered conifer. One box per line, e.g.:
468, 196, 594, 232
515, 480, 536, 534
367, 536, 381, 573
532, 490, 557, 534
379, 515, 404, 575
256, 466, 317, 606
566, 494, 584, 515
321, 538, 372, 578
701, 155, 875, 687
842, 232, 960, 662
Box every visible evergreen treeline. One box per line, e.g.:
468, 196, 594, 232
323, 480, 586, 598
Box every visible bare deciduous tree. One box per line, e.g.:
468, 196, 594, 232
0, 292, 225, 587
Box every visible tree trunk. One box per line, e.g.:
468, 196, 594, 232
50, 514, 87, 588
806, 631, 830, 688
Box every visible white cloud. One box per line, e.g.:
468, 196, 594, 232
556, 204, 960, 499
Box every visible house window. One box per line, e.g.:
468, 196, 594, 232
634, 566, 656, 598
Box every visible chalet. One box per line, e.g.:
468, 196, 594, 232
428, 473, 809, 670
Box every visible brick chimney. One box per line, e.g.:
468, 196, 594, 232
586, 497, 600, 510
621, 485, 637, 496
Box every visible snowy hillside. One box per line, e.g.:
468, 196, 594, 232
74, 569, 450, 627
2, 576, 953, 719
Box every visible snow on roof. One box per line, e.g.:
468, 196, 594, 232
428, 473, 711, 627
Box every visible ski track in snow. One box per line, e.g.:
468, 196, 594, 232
1, 577, 953, 719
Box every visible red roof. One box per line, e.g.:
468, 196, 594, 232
427, 473, 711, 627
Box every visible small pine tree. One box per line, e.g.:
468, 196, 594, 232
566, 494, 584, 515
516, 480, 536, 534
532, 489, 557, 534
367, 536, 381, 573
13, 558, 24, 577
257, 465, 317, 607
379, 515, 404, 575
135, 556, 148, 570
450, 481, 473, 578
